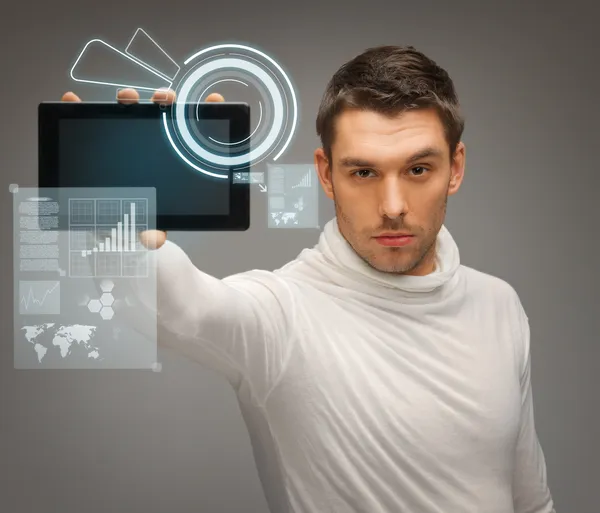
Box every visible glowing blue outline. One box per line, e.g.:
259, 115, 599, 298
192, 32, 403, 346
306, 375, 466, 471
176, 57, 283, 167
199, 77, 248, 98
162, 112, 228, 179
70, 39, 172, 91
183, 44, 297, 162
125, 28, 181, 82
208, 101, 263, 146
197, 78, 264, 146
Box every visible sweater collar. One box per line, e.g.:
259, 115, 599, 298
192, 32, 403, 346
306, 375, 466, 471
284, 217, 461, 299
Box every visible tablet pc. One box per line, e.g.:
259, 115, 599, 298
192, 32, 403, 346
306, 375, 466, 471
38, 102, 250, 231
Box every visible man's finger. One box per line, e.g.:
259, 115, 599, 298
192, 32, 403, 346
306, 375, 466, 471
62, 92, 82, 102
205, 93, 225, 102
117, 88, 140, 104
151, 88, 176, 106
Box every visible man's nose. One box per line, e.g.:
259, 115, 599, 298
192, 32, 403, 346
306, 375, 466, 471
378, 180, 408, 219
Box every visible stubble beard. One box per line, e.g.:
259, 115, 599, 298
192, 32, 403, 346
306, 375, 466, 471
334, 195, 448, 275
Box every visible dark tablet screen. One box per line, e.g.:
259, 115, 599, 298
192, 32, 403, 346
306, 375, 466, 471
39, 102, 250, 231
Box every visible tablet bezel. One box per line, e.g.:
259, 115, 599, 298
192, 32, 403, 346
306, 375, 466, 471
38, 101, 250, 231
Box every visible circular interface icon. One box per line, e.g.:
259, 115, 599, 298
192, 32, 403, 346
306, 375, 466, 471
163, 44, 298, 180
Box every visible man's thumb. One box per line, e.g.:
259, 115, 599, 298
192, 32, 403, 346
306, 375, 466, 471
139, 230, 167, 250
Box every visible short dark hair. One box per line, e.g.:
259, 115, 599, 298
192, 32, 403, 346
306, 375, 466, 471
316, 45, 465, 164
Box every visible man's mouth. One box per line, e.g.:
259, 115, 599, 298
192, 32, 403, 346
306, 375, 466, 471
374, 234, 414, 247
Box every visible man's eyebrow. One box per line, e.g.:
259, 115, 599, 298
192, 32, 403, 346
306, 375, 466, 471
405, 146, 445, 163
337, 147, 445, 168
337, 157, 376, 168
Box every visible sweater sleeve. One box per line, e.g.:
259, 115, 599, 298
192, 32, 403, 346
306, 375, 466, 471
511, 299, 556, 513
131, 240, 297, 403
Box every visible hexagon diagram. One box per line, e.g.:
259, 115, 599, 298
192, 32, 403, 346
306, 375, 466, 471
86, 283, 116, 321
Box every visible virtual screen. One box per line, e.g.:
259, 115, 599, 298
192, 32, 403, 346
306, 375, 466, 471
58, 118, 231, 216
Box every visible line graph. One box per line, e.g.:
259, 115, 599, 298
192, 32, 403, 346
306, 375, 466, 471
19, 281, 61, 315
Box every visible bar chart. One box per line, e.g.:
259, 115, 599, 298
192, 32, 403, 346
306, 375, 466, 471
68, 198, 149, 278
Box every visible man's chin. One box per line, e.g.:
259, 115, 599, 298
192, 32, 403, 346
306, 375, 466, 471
365, 256, 416, 275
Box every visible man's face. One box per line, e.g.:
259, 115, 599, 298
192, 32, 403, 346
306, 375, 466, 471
315, 108, 465, 276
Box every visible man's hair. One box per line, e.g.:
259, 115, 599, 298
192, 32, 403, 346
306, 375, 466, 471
316, 45, 465, 164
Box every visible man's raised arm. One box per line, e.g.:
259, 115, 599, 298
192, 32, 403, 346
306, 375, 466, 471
61, 88, 297, 404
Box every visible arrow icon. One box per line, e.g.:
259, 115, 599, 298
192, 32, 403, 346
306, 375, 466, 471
259, 184, 267, 192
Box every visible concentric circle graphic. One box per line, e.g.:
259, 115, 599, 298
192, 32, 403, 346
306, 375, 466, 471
163, 44, 298, 180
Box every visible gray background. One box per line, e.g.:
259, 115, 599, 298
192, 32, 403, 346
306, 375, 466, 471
1, 0, 598, 512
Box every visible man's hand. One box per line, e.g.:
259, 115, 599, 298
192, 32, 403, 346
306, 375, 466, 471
60, 88, 225, 249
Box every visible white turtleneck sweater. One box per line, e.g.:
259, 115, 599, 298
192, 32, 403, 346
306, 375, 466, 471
134, 218, 555, 513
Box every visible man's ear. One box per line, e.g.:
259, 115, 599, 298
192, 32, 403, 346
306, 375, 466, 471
448, 141, 466, 196
314, 147, 334, 200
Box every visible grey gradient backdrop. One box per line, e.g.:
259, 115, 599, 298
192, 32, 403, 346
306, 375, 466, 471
1, 0, 598, 511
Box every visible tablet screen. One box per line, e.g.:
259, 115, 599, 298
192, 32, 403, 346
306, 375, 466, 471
58, 118, 230, 216
39, 102, 250, 231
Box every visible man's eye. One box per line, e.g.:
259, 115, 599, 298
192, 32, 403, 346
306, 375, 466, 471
353, 169, 375, 178
410, 166, 428, 176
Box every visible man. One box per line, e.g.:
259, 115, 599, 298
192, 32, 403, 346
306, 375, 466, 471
62, 45, 555, 512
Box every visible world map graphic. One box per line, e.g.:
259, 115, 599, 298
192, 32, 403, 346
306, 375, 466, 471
21, 323, 101, 363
